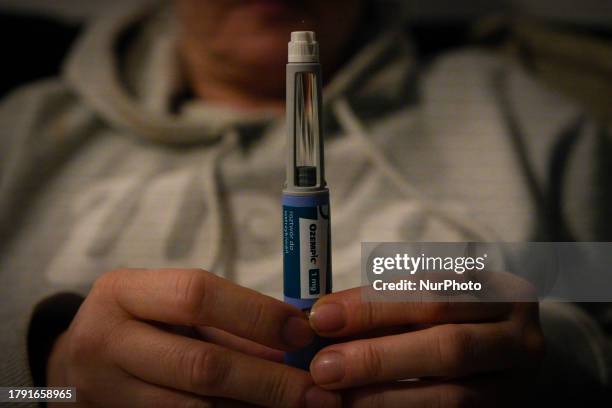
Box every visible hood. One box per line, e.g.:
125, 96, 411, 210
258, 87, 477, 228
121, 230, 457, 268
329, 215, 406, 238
62, 1, 416, 145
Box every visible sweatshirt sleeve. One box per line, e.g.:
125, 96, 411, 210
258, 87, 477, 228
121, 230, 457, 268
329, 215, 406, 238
27, 293, 84, 387
537, 302, 612, 405
0, 80, 96, 397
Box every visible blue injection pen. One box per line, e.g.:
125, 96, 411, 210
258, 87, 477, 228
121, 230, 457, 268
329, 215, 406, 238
282, 31, 331, 370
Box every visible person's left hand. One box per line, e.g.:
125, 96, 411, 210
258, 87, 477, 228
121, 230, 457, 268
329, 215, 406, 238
308, 285, 544, 407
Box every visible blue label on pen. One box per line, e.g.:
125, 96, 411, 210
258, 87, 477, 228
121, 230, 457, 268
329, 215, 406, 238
282, 193, 331, 300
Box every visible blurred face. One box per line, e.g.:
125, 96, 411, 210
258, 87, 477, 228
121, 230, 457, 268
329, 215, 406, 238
176, 0, 364, 104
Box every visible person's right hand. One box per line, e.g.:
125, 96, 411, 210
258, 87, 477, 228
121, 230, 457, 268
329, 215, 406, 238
47, 268, 341, 408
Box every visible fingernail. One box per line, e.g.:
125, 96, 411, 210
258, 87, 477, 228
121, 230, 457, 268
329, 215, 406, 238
310, 351, 345, 385
282, 316, 314, 348
310, 303, 346, 333
305, 386, 341, 408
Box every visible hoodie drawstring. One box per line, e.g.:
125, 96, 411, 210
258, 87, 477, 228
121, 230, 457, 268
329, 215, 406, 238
201, 129, 238, 276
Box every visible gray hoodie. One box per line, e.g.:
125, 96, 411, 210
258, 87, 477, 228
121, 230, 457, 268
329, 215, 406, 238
1, 0, 610, 402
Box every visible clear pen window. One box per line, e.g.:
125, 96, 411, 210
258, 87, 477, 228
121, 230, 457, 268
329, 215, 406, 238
294, 71, 319, 187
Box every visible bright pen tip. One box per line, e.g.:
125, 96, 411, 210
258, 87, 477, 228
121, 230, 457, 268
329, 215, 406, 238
291, 31, 315, 42
288, 31, 319, 63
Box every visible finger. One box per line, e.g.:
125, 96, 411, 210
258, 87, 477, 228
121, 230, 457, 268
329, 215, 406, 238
96, 268, 313, 349
309, 286, 512, 336
90, 374, 213, 408
344, 378, 524, 408
196, 326, 284, 362
108, 319, 341, 408
477, 270, 539, 303
310, 321, 530, 389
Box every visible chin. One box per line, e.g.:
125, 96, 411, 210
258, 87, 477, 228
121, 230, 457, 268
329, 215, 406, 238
232, 32, 291, 67
220, 5, 306, 64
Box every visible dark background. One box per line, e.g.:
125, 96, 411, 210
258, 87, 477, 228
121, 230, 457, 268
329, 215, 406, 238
0, 0, 610, 98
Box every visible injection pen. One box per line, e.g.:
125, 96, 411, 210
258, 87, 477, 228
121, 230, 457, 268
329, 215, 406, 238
282, 31, 332, 370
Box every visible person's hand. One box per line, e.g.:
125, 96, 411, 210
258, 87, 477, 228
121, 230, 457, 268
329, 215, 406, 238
47, 268, 341, 408
308, 281, 544, 407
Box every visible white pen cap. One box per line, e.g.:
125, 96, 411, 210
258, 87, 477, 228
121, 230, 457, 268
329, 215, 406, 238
288, 31, 319, 63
